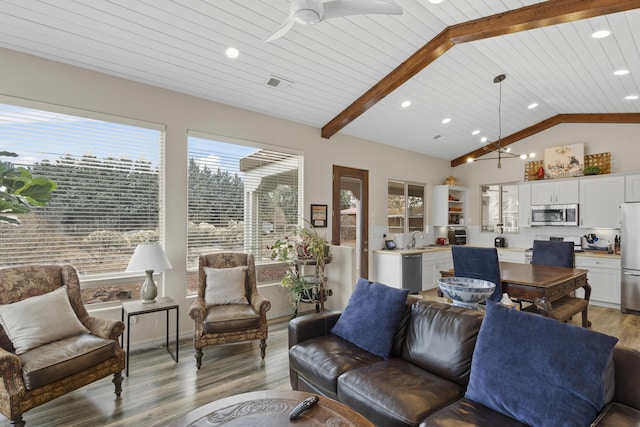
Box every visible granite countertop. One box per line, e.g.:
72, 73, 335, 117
373, 246, 452, 255
373, 246, 621, 259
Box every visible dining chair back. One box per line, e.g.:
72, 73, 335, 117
451, 246, 502, 302
531, 240, 575, 268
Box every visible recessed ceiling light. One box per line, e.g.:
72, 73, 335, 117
481, 137, 488, 143
472, 130, 480, 135
614, 69, 630, 76
429, 0, 444, 4
225, 47, 240, 59
591, 30, 610, 39
401, 100, 411, 108
626, 95, 639, 100
442, 118, 451, 124
528, 103, 538, 110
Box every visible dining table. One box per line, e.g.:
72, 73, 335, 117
440, 261, 591, 326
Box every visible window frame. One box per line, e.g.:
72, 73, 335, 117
480, 182, 520, 233
0, 96, 166, 304
186, 131, 304, 289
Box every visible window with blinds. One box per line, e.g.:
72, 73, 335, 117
0, 103, 164, 276
187, 134, 303, 270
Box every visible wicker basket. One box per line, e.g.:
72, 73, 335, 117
584, 152, 611, 175
524, 152, 611, 181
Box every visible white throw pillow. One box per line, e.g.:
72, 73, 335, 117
0, 286, 89, 355
204, 266, 248, 306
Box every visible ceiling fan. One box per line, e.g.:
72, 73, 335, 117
265, 0, 403, 42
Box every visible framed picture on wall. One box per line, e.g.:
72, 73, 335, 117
311, 204, 328, 228
544, 143, 584, 179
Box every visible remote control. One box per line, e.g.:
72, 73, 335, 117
289, 395, 319, 419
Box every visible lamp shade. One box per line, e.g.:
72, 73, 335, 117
126, 243, 172, 273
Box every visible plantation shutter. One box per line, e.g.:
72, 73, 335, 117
187, 133, 303, 269
0, 102, 164, 275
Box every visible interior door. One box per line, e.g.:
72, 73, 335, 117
332, 165, 369, 279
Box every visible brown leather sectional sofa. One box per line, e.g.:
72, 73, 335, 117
288, 299, 640, 427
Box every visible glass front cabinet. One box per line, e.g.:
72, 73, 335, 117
388, 180, 425, 234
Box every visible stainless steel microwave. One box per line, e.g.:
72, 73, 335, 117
530, 204, 579, 226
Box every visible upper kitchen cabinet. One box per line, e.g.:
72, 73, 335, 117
433, 185, 467, 227
579, 175, 624, 229
625, 174, 640, 202
530, 179, 579, 205
518, 183, 531, 228
388, 180, 425, 234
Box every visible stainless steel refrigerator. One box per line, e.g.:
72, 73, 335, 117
621, 203, 640, 313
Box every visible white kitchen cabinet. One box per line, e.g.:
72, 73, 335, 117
433, 185, 467, 227
579, 175, 624, 229
373, 251, 402, 288
575, 256, 620, 306
498, 249, 526, 264
422, 250, 452, 291
625, 174, 640, 202
530, 179, 579, 205
518, 182, 531, 228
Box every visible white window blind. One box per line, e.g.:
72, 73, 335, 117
187, 134, 303, 269
0, 103, 164, 275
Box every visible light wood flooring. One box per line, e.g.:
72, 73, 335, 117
2, 303, 639, 427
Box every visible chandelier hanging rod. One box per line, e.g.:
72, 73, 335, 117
466, 74, 535, 167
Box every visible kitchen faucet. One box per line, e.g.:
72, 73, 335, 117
409, 230, 424, 249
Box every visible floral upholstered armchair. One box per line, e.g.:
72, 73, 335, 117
188, 253, 271, 369
0, 265, 125, 426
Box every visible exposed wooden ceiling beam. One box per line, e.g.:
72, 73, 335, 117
450, 113, 640, 167
321, 0, 640, 140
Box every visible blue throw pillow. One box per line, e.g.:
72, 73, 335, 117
465, 302, 618, 427
330, 278, 409, 359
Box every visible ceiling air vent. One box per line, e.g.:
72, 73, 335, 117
265, 75, 294, 91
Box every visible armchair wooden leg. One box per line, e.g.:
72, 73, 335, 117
259, 339, 267, 359
113, 371, 123, 398
195, 348, 203, 369
10, 416, 25, 426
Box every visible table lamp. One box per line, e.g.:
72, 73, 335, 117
126, 243, 172, 304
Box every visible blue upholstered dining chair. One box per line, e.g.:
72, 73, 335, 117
451, 246, 502, 302
531, 240, 575, 268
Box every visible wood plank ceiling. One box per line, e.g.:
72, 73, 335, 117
0, 1, 639, 166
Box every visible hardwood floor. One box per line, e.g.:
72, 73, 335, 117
2, 304, 639, 427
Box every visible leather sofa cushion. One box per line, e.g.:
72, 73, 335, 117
419, 397, 529, 427
203, 304, 260, 334
591, 402, 640, 427
338, 358, 465, 427
289, 334, 382, 399
20, 333, 115, 390
403, 301, 484, 386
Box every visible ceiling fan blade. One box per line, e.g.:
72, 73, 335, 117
322, 0, 402, 20
264, 16, 296, 42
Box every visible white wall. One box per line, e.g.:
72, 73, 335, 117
0, 47, 451, 345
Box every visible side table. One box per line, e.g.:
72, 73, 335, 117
121, 296, 179, 376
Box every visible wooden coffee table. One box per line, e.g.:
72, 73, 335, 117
167, 390, 373, 426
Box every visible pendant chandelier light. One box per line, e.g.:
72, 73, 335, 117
468, 74, 535, 168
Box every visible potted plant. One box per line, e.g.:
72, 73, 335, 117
269, 222, 332, 316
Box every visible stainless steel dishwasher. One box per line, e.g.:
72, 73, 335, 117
402, 253, 422, 294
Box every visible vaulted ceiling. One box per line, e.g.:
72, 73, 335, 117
1, 1, 639, 166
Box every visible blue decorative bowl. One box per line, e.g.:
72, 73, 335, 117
438, 277, 496, 309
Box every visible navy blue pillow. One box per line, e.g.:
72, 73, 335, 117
330, 278, 409, 359
465, 302, 618, 427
